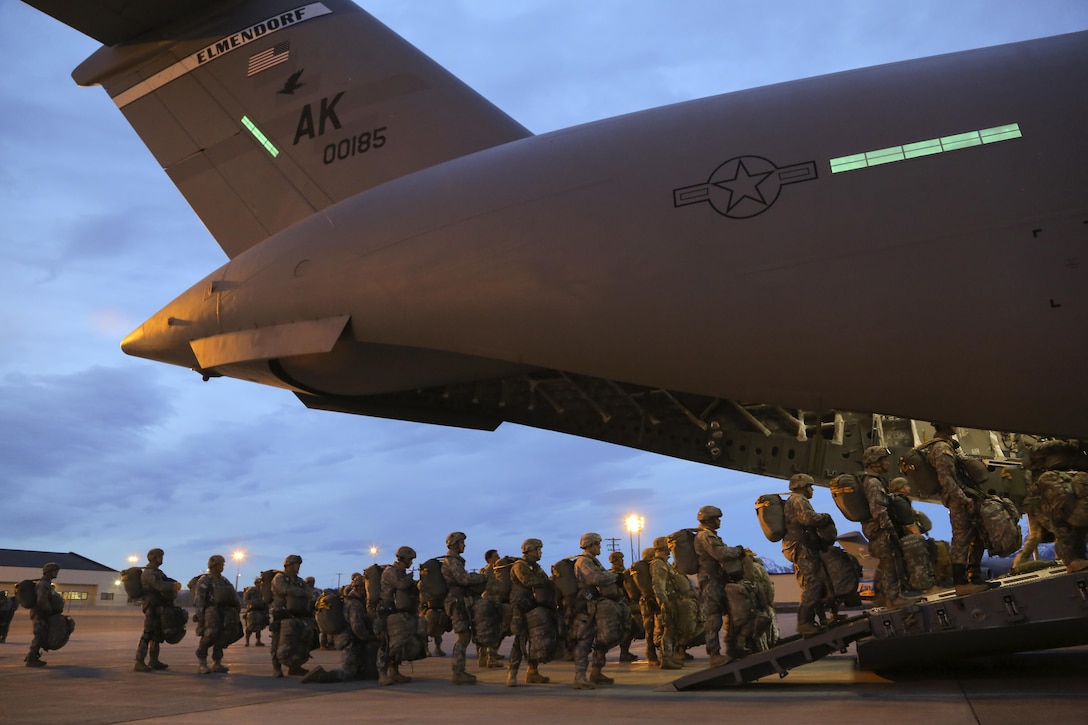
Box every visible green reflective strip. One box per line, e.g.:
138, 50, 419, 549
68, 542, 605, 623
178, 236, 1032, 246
940, 131, 982, 151
241, 115, 280, 158
981, 123, 1022, 143
865, 146, 905, 166
830, 153, 868, 173
903, 139, 942, 158
830, 123, 1020, 174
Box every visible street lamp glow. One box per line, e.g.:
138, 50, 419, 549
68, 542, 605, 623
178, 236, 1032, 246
127, 555, 139, 565
624, 514, 645, 561
232, 550, 245, 589
369, 546, 379, 564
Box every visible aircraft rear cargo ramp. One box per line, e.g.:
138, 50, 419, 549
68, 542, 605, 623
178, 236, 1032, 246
662, 565, 1088, 691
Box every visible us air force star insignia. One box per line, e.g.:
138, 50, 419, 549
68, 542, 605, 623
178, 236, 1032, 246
673, 156, 818, 219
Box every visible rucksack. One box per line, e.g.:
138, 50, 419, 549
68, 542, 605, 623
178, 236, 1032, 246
363, 564, 386, 613
15, 579, 37, 609
417, 557, 447, 608
629, 559, 653, 599
667, 529, 700, 576
259, 570, 279, 606
979, 495, 1022, 557
899, 441, 942, 497
120, 567, 144, 601
820, 546, 862, 606
314, 589, 348, 636
491, 556, 518, 602
755, 493, 786, 542
550, 557, 579, 604
830, 474, 872, 522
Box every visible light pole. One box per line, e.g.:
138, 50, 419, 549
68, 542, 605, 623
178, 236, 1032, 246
369, 546, 379, 564
625, 514, 644, 561
232, 550, 245, 590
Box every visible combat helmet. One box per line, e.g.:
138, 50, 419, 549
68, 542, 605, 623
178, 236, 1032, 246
579, 532, 602, 549
42, 562, 59, 575
697, 505, 722, 523
283, 554, 303, 567
395, 545, 417, 561
788, 473, 815, 491
863, 446, 892, 466
652, 536, 669, 552
608, 551, 624, 564
521, 538, 543, 553
446, 531, 467, 548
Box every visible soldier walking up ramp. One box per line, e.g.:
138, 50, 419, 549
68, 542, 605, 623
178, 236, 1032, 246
662, 565, 1088, 691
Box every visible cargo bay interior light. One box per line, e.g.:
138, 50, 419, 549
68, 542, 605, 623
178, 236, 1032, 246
829, 123, 1021, 173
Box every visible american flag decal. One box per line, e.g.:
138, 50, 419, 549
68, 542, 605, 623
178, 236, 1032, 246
247, 41, 290, 77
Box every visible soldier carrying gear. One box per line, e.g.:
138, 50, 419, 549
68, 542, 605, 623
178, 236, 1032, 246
506, 538, 556, 687
378, 546, 419, 685
193, 554, 241, 674
571, 532, 620, 690
25, 563, 62, 667
269, 554, 313, 678
134, 548, 182, 672
244, 576, 269, 647
859, 447, 918, 609
303, 578, 380, 684
693, 505, 746, 667
441, 531, 487, 685
649, 539, 683, 670
608, 551, 639, 663
926, 424, 995, 595
782, 475, 835, 637
632, 546, 659, 665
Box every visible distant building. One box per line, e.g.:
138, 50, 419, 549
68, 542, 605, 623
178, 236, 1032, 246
0, 549, 128, 609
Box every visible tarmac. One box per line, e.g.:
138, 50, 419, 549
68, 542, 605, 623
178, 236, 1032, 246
2, 607, 1088, 724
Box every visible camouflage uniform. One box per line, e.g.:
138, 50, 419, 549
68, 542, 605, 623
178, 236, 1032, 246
441, 532, 487, 684
25, 564, 60, 667
693, 505, 745, 665
0, 590, 16, 643
860, 447, 912, 606
243, 578, 268, 646
650, 542, 682, 669
1025, 469, 1088, 568
608, 551, 638, 662
302, 582, 380, 683
506, 538, 555, 686
269, 555, 312, 677
926, 430, 988, 593
633, 548, 659, 665
572, 532, 618, 689
782, 476, 833, 636
135, 549, 180, 672
378, 546, 418, 685
476, 551, 506, 668
193, 555, 240, 674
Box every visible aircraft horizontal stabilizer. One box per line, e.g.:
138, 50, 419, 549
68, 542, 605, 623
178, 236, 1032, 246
190, 315, 349, 369
21, 0, 222, 46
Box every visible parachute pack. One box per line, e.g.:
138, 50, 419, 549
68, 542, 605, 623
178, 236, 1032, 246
15, 580, 37, 609
363, 564, 385, 614
315, 589, 348, 637
979, 495, 1023, 557
120, 567, 144, 602
550, 557, 579, 605
899, 441, 942, 498
830, 474, 872, 522
667, 529, 700, 575
491, 556, 518, 602
899, 533, 936, 592
629, 559, 652, 599
43, 614, 76, 651
417, 557, 448, 609
259, 570, 279, 606
755, 494, 786, 542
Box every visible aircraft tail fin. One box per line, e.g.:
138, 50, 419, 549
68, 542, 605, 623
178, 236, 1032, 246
34, 0, 531, 258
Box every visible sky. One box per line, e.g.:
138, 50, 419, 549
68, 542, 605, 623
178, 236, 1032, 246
1, 1, 1086, 590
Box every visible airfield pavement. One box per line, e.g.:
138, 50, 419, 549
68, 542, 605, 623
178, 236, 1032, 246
2, 607, 1088, 724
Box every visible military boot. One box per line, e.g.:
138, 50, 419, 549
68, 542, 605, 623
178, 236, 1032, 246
646, 641, 660, 667
572, 671, 596, 690
506, 665, 519, 687
272, 663, 284, 678
796, 606, 823, 637
1068, 559, 1088, 573
148, 657, 169, 671
451, 668, 478, 685
659, 643, 681, 670
211, 660, 229, 673
197, 657, 211, 675
378, 666, 395, 686
707, 653, 729, 668
25, 653, 46, 668
133, 659, 152, 673
390, 663, 412, 683
588, 666, 614, 685
254, 635, 265, 647
525, 665, 550, 683
287, 665, 309, 676
244, 635, 250, 647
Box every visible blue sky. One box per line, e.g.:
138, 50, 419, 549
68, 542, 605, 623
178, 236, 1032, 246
1, 1, 1086, 588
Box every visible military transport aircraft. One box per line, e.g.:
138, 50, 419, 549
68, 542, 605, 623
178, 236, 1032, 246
22, 0, 1088, 500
